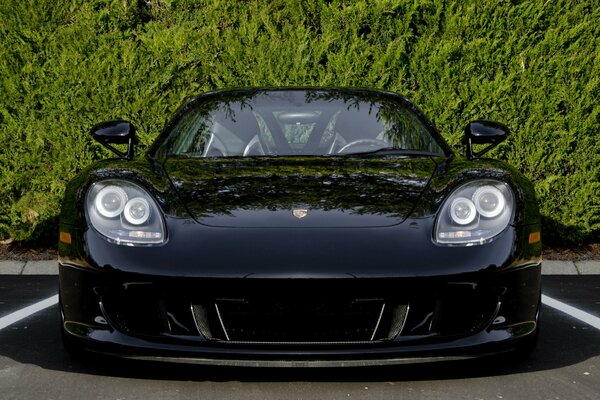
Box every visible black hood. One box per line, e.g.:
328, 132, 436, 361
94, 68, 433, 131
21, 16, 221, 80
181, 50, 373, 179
163, 157, 439, 228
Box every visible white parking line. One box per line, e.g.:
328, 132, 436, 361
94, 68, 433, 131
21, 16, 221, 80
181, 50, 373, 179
0, 294, 59, 331
542, 294, 600, 330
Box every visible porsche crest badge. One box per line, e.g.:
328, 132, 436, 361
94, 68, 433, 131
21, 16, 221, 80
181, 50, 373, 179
292, 208, 308, 219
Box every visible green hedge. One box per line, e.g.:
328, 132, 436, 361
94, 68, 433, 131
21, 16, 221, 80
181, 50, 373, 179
1, 0, 598, 245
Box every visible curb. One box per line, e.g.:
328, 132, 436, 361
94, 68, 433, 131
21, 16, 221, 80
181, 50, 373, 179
0, 260, 58, 275
542, 260, 600, 275
0, 259, 599, 275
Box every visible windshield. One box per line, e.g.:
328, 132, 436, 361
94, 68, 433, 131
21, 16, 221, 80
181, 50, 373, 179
154, 89, 447, 158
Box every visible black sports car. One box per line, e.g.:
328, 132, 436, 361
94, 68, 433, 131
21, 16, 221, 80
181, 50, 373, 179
58, 88, 542, 367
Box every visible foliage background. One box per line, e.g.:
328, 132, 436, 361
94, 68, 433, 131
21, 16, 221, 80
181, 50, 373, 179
0, 0, 598, 245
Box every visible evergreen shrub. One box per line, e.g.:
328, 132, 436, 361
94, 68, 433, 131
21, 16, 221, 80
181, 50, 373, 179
0, 0, 598, 245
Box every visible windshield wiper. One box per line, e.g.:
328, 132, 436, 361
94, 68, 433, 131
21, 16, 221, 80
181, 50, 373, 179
337, 147, 441, 157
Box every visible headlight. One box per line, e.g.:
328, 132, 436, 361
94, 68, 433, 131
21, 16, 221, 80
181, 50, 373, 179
123, 197, 151, 225
449, 197, 477, 225
472, 186, 505, 218
95, 186, 127, 218
434, 180, 514, 245
86, 180, 166, 245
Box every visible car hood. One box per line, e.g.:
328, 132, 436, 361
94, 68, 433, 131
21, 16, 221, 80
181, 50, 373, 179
162, 157, 439, 228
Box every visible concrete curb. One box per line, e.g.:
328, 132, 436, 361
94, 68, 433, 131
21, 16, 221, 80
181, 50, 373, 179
542, 260, 600, 275
574, 260, 600, 275
0, 260, 58, 275
543, 260, 578, 275
0, 259, 599, 275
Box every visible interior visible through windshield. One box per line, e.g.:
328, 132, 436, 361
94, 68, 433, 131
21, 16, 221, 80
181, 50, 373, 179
156, 90, 446, 158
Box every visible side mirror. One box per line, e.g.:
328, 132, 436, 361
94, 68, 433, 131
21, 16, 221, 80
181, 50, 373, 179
91, 120, 136, 160
464, 120, 509, 160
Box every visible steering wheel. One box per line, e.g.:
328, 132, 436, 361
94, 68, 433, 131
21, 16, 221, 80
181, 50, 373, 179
337, 139, 390, 154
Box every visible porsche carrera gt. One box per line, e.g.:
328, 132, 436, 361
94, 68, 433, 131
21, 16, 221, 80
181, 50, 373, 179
58, 88, 542, 366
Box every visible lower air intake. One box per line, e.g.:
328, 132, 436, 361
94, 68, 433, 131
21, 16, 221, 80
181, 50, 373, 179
192, 297, 408, 343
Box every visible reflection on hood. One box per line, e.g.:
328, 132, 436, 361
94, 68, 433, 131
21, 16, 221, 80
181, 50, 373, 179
163, 157, 439, 228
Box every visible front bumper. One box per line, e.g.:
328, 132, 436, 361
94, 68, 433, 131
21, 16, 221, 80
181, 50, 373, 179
59, 261, 541, 367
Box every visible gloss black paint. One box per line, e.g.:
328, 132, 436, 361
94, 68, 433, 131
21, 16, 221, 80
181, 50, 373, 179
59, 88, 542, 366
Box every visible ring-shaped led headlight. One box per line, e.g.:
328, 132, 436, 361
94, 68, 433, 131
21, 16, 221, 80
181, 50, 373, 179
95, 186, 127, 218
434, 180, 514, 246
450, 197, 477, 225
124, 197, 151, 225
86, 180, 166, 245
473, 186, 505, 218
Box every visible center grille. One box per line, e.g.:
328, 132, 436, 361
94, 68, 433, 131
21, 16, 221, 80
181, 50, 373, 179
192, 297, 408, 343
100, 278, 499, 345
